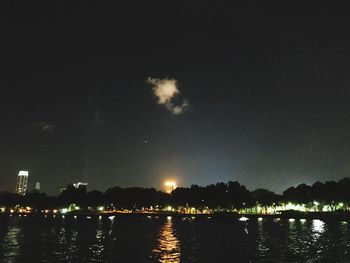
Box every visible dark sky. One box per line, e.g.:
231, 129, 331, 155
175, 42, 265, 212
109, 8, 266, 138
1, 2, 350, 194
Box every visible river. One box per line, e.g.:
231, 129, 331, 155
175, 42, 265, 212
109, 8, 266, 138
0, 214, 349, 262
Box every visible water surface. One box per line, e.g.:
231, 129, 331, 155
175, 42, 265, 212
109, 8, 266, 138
0, 215, 349, 262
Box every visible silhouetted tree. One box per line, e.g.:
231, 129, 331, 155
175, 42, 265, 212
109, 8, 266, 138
87, 190, 105, 207
251, 188, 281, 213
59, 184, 87, 207
0, 192, 19, 207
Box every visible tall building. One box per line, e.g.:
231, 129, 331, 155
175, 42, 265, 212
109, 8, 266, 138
35, 182, 41, 192
164, 181, 177, 194
16, 170, 29, 195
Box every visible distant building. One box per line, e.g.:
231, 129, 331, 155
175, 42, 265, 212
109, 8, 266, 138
164, 181, 177, 194
73, 182, 88, 192
16, 170, 29, 195
60, 182, 88, 194
35, 182, 41, 192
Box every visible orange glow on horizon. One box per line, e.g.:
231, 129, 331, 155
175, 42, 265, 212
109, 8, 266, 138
164, 181, 177, 193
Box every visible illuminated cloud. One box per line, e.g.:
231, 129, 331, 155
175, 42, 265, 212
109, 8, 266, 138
147, 77, 189, 115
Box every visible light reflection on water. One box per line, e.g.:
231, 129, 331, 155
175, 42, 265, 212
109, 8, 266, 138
2, 222, 22, 263
89, 221, 104, 261
55, 225, 79, 261
312, 219, 325, 237
152, 217, 181, 263
0, 216, 350, 262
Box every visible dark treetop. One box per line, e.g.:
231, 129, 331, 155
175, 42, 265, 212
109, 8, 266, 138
1, 178, 349, 212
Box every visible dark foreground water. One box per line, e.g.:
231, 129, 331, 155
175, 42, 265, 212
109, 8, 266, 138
0, 215, 349, 262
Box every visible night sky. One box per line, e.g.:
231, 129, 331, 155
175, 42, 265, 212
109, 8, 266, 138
1, 2, 350, 194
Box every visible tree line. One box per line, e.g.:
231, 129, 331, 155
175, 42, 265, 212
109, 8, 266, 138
0, 178, 350, 212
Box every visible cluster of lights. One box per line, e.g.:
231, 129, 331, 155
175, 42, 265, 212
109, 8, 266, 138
241, 201, 349, 215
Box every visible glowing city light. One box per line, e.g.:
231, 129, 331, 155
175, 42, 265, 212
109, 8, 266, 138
18, 171, 29, 176
60, 208, 68, 214
73, 182, 88, 188
164, 181, 177, 194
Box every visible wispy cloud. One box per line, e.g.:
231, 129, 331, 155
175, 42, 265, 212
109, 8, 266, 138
147, 77, 189, 115
34, 122, 55, 132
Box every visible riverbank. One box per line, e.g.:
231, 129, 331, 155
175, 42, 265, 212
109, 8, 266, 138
1, 210, 350, 221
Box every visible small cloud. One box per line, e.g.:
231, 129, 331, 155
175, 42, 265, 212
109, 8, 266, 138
168, 100, 189, 115
34, 122, 55, 132
147, 77, 189, 115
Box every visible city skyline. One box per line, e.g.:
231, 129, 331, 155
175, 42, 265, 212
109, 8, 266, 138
2, 3, 350, 194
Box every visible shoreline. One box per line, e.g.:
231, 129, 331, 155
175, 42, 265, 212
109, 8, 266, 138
1, 211, 350, 221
